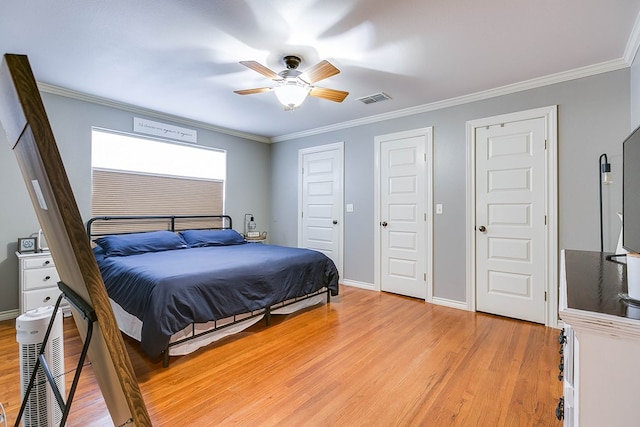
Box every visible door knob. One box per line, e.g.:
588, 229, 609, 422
332, 220, 338, 225
478, 225, 486, 232
381, 221, 388, 227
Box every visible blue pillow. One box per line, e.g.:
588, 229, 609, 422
95, 230, 187, 256
180, 229, 246, 247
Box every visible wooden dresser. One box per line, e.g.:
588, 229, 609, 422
559, 249, 640, 426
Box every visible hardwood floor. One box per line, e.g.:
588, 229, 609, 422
0, 286, 562, 426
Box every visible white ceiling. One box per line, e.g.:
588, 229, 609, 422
1, 1, 640, 141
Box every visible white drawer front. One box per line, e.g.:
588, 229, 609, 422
23, 287, 62, 312
23, 267, 59, 290
23, 256, 55, 269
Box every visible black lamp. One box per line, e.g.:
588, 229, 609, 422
599, 153, 612, 252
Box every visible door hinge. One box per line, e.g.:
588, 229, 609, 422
545, 139, 547, 150
424, 273, 427, 281
544, 291, 548, 301
301, 211, 304, 218
424, 153, 427, 162
545, 215, 547, 225
424, 213, 427, 221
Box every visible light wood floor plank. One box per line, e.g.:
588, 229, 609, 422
0, 285, 562, 426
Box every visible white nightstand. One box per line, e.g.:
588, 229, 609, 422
16, 251, 69, 315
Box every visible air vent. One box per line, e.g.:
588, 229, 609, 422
357, 92, 391, 104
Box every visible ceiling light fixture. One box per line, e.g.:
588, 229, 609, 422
273, 78, 310, 110
234, 55, 348, 110
272, 56, 309, 111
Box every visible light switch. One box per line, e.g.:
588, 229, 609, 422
346, 204, 354, 213
436, 204, 443, 214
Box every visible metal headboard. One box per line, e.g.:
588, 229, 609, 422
87, 214, 233, 239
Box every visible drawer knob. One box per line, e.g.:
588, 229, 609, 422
44, 260, 50, 265
44, 276, 51, 281
43, 296, 51, 302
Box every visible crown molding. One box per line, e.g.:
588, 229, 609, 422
275, 9, 640, 142
37, 56, 634, 145
624, 10, 640, 64
37, 82, 271, 144
271, 58, 630, 142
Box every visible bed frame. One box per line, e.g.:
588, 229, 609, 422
87, 214, 331, 367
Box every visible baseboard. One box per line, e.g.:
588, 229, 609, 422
341, 279, 376, 291
0, 309, 19, 322
431, 296, 468, 311
340, 281, 470, 311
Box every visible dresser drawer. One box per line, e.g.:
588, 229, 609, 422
22, 255, 55, 269
23, 267, 59, 290
23, 287, 62, 312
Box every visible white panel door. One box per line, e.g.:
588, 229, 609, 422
475, 117, 546, 323
300, 146, 342, 271
380, 135, 426, 299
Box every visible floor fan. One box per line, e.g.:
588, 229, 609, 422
16, 306, 65, 427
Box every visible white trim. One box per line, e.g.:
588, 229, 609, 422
465, 106, 558, 327
374, 127, 434, 301
0, 309, 19, 321
297, 142, 345, 278
431, 297, 469, 311
624, 10, 640, 65
374, 138, 381, 293
426, 131, 434, 302
341, 279, 376, 291
39, 56, 629, 146
38, 82, 271, 144
561, 307, 640, 340
272, 59, 627, 142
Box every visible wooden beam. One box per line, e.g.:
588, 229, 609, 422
0, 54, 151, 426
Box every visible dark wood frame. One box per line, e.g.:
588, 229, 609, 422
1, 54, 151, 425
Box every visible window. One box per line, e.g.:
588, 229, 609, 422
91, 129, 226, 232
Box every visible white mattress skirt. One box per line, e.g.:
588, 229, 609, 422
109, 292, 325, 356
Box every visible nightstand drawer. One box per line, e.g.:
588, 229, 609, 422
23, 287, 62, 312
23, 267, 59, 290
22, 255, 55, 269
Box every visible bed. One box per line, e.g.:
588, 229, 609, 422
87, 215, 339, 366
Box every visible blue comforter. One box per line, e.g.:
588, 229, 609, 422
95, 243, 339, 358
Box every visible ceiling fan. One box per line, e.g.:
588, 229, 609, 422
234, 55, 349, 110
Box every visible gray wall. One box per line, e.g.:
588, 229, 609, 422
0, 68, 631, 312
0, 92, 271, 314
271, 69, 630, 302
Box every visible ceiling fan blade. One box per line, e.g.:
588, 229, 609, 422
299, 60, 340, 84
309, 87, 349, 103
239, 61, 280, 80
234, 87, 273, 95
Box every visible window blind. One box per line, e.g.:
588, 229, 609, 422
91, 168, 223, 234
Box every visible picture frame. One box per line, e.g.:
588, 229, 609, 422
18, 237, 37, 253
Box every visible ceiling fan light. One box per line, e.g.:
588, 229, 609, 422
274, 79, 310, 109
